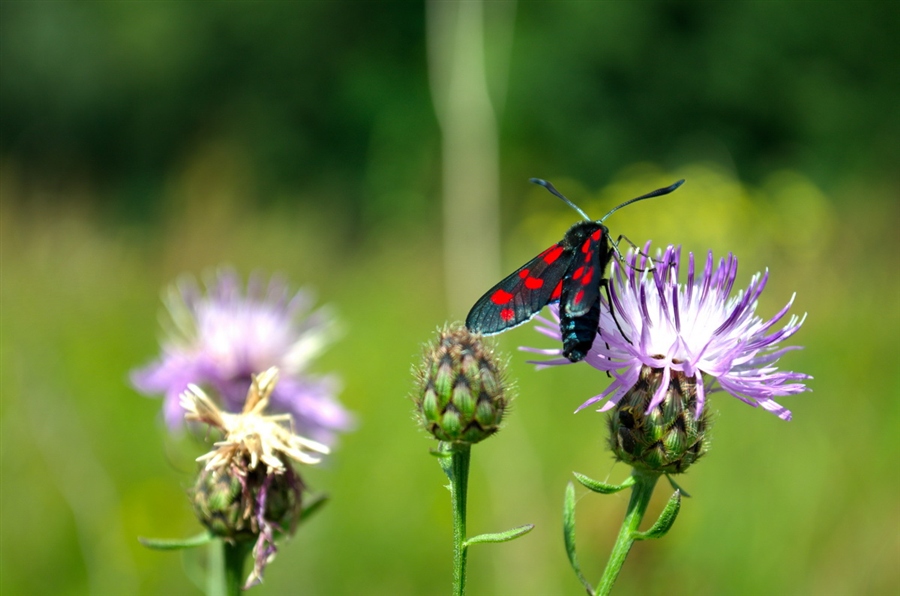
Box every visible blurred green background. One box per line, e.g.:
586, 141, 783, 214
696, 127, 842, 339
2, 2, 898, 595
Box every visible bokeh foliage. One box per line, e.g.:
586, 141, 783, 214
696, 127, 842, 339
2, 2, 898, 595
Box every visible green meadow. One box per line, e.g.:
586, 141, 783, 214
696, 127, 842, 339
2, 3, 898, 595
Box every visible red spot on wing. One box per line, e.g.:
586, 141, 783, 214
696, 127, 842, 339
543, 245, 564, 264
574, 289, 584, 305
525, 276, 543, 289
491, 289, 514, 305
591, 229, 603, 241
518, 269, 530, 278
581, 239, 592, 253
572, 266, 584, 280
551, 281, 562, 300
500, 307, 515, 321
581, 266, 594, 285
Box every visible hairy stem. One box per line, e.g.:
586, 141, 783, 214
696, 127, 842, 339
449, 443, 471, 596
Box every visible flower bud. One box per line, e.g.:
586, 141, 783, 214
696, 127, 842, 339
607, 365, 711, 475
414, 324, 508, 444
191, 463, 303, 542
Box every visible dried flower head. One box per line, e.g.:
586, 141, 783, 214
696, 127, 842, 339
184, 367, 326, 589
131, 268, 352, 445
181, 367, 330, 472
524, 245, 811, 421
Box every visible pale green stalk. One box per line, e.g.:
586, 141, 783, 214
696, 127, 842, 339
596, 471, 660, 595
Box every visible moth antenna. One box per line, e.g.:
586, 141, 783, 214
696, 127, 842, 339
529, 178, 591, 222
598, 179, 685, 224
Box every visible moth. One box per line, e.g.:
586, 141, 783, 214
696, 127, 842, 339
465, 178, 684, 361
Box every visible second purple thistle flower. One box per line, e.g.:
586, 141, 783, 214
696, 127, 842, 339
524, 245, 811, 421
131, 268, 354, 446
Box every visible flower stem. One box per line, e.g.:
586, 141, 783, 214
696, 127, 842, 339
596, 470, 660, 595
448, 443, 471, 596
222, 540, 252, 596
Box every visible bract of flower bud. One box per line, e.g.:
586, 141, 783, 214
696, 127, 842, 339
413, 324, 509, 444
191, 464, 303, 542
607, 365, 711, 475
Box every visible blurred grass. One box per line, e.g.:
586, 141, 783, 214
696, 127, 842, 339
1, 162, 898, 595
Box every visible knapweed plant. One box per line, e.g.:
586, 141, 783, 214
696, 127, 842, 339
133, 269, 352, 593
523, 245, 810, 595
411, 324, 534, 596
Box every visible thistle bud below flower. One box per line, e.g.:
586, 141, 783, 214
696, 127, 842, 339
607, 365, 711, 475
191, 463, 303, 542
414, 324, 508, 444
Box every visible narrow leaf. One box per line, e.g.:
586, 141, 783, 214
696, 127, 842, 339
665, 474, 691, 498
465, 524, 535, 546
299, 493, 329, 524
573, 471, 636, 494
436, 442, 454, 482
563, 482, 596, 595
633, 490, 681, 541
138, 531, 214, 551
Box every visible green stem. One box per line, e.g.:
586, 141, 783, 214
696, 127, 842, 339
596, 471, 660, 596
449, 443, 471, 596
222, 540, 253, 596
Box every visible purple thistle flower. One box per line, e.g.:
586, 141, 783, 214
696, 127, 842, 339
523, 245, 811, 421
131, 268, 353, 445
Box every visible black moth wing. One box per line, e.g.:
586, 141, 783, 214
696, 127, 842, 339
561, 223, 609, 318
556, 223, 610, 362
465, 242, 571, 335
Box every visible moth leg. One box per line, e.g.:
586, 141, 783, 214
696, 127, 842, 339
601, 278, 632, 345
612, 234, 677, 274
610, 234, 655, 273
595, 295, 612, 379
614, 234, 651, 257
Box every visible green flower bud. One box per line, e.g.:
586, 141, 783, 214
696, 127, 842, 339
413, 324, 509, 444
607, 365, 712, 475
191, 462, 304, 541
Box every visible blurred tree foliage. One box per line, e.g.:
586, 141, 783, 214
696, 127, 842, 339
1, 1, 897, 223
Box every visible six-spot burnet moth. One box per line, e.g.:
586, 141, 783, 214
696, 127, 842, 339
465, 178, 685, 362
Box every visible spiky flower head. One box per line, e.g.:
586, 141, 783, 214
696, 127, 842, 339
131, 268, 352, 446
183, 367, 326, 588
414, 324, 509, 444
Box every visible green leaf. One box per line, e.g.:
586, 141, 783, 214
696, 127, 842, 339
465, 524, 534, 546
436, 441, 454, 482
299, 493, 329, 524
563, 482, 596, 596
633, 490, 681, 541
665, 474, 691, 498
138, 531, 214, 551
573, 472, 636, 494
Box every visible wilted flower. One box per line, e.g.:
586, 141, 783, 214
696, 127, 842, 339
184, 367, 326, 588
524, 245, 811, 421
413, 324, 509, 444
181, 367, 330, 471
131, 268, 352, 445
